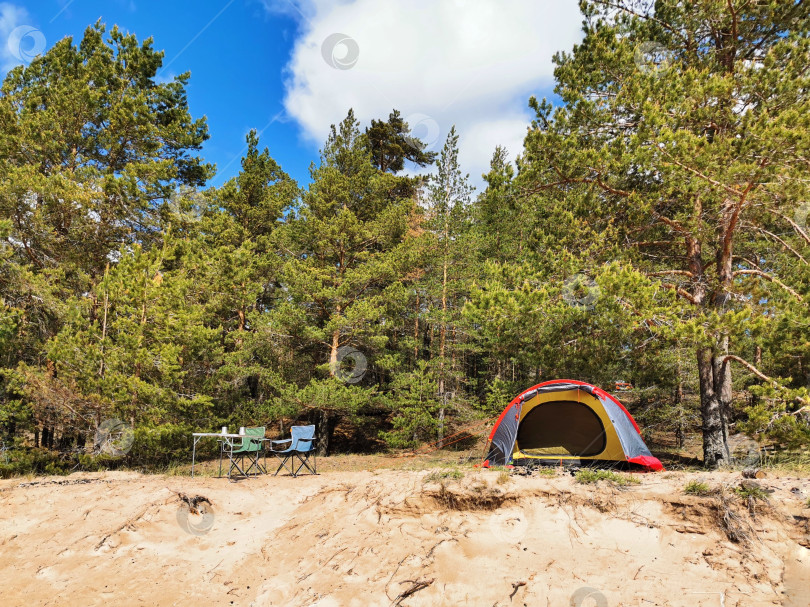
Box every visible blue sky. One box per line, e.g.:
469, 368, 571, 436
3, 1, 583, 190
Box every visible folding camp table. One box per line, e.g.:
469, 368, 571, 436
191, 432, 242, 478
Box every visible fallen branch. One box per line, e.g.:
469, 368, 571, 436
509, 581, 527, 600
392, 578, 434, 606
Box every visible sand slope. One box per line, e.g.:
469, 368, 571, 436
1, 468, 809, 606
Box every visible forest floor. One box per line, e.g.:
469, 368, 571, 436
1, 459, 809, 606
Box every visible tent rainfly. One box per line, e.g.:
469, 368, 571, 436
484, 379, 663, 471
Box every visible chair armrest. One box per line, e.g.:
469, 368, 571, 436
268, 438, 291, 452
217, 437, 235, 448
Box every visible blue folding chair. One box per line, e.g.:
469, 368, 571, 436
270, 425, 317, 477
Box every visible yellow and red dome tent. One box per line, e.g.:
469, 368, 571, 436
484, 379, 663, 471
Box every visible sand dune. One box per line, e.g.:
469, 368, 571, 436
1, 467, 809, 606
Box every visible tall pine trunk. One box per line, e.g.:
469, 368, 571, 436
686, 205, 732, 469
317, 409, 334, 457
697, 347, 731, 467
437, 226, 448, 442
318, 326, 341, 456
413, 293, 420, 364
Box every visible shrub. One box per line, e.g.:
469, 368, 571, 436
0, 448, 126, 478
128, 423, 194, 466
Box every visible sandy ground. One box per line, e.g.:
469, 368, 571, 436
1, 464, 809, 607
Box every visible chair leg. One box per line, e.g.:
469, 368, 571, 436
228, 453, 248, 480
273, 454, 293, 476
245, 453, 257, 476
292, 453, 317, 476
244, 452, 265, 476
244, 453, 256, 476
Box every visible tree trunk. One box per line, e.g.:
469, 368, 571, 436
437, 406, 445, 443
697, 347, 731, 468
316, 409, 336, 456
413, 293, 420, 364
714, 335, 733, 423
674, 374, 684, 450
99, 263, 109, 376
329, 327, 340, 376
235, 307, 246, 347
437, 242, 448, 442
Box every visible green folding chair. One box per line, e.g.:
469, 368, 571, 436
226, 427, 266, 480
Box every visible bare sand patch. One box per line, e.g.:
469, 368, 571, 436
1, 468, 808, 606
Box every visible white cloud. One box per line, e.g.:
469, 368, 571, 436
0, 2, 44, 75
277, 0, 583, 184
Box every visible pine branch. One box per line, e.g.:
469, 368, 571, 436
721, 354, 810, 408
767, 209, 810, 246
659, 282, 698, 304
658, 147, 745, 198
592, 1, 689, 45
654, 214, 687, 234
732, 269, 802, 300
647, 270, 695, 278
747, 225, 808, 265
520, 165, 633, 198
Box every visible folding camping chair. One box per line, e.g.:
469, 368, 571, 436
270, 425, 317, 477
225, 426, 266, 480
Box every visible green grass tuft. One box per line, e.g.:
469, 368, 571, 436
574, 469, 640, 486
423, 469, 464, 484
733, 484, 770, 502
684, 480, 713, 496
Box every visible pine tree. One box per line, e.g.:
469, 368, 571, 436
200, 131, 299, 422
423, 127, 475, 439
276, 110, 422, 453
42, 238, 219, 457
0, 22, 211, 283
515, 0, 810, 466
366, 109, 437, 174
0, 22, 212, 450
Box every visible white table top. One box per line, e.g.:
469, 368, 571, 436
193, 433, 246, 438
